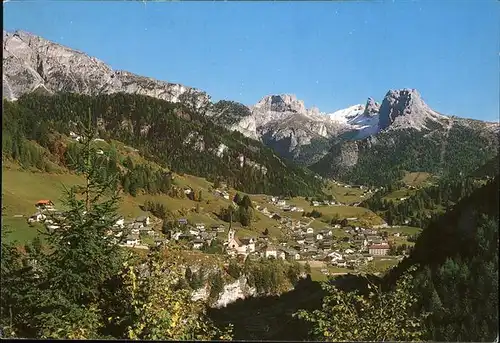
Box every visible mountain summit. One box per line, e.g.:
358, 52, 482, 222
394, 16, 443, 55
253, 94, 306, 113
378, 89, 445, 131
2, 30, 210, 108
3, 30, 498, 178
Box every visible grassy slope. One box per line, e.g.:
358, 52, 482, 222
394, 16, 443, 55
2, 165, 385, 245
2, 134, 384, 245
322, 180, 369, 204
401, 171, 433, 187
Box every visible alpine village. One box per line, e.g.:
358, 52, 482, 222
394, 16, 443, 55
1, 5, 499, 342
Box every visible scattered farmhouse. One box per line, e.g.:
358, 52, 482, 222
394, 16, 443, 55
35, 200, 55, 211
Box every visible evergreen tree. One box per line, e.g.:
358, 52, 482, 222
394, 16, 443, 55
240, 195, 253, 209
233, 193, 242, 205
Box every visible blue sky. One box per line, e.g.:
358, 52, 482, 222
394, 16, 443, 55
3, 0, 499, 121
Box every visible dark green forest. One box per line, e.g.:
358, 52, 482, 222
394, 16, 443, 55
209, 100, 252, 126
311, 125, 498, 186
383, 175, 499, 341
2, 93, 323, 196
361, 175, 484, 227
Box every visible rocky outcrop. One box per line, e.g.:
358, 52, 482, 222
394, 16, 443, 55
363, 97, 380, 116
377, 89, 445, 131
228, 94, 354, 163
2, 30, 210, 109
253, 94, 306, 113
191, 277, 257, 308
5, 30, 497, 173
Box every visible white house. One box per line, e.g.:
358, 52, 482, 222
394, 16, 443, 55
344, 248, 355, 254
306, 227, 314, 234
312, 201, 321, 207
316, 233, 324, 241
189, 229, 200, 236
171, 231, 182, 241
369, 243, 390, 256
296, 238, 305, 245
115, 218, 125, 228
328, 251, 343, 262
323, 230, 333, 237
335, 260, 347, 268
136, 216, 150, 226
277, 200, 286, 207
286, 250, 301, 260
333, 224, 341, 229
192, 239, 204, 250
125, 234, 140, 246
28, 212, 46, 223
69, 131, 82, 141
277, 250, 286, 260
264, 246, 278, 259
240, 238, 256, 253
35, 200, 55, 211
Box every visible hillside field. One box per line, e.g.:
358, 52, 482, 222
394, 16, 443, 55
2, 165, 385, 245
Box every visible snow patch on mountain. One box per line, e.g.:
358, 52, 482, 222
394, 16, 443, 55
327, 104, 366, 124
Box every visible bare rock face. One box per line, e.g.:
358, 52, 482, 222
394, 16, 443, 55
2, 30, 210, 109
243, 94, 350, 163
253, 94, 306, 113
6, 30, 496, 174
363, 97, 380, 116
377, 89, 445, 131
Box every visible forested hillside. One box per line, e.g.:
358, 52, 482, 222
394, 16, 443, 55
359, 154, 499, 228
295, 176, 498, 342
361, 177, 483, 228
310, 122, 499, 186
384, 175, 499, 341
2, 93, 323, 197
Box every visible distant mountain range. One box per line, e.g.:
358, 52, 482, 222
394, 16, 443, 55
3, 30, 499, 186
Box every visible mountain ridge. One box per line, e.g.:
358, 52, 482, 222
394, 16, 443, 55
3, 30, 498, 185
3, 30, 211, 109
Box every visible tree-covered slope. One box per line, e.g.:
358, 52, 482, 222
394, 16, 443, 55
359, 155, 498, 228
385, 175, 499, 282
2, 93, 323, 197
382, 175, 499, 341
310, 119, 499, 186
470, 154, 499, 179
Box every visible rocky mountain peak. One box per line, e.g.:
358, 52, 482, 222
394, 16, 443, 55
254, 94, 306, 113
377, 88, 441, 130
363, 97, 380, 116
2, 30, 210, 109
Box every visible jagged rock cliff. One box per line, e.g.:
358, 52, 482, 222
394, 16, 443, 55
310, 90, 500, 186
192, 276, 257, 308
3, 30, 210, 109
4, 30, 497, 176
377, 89, 446, 131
